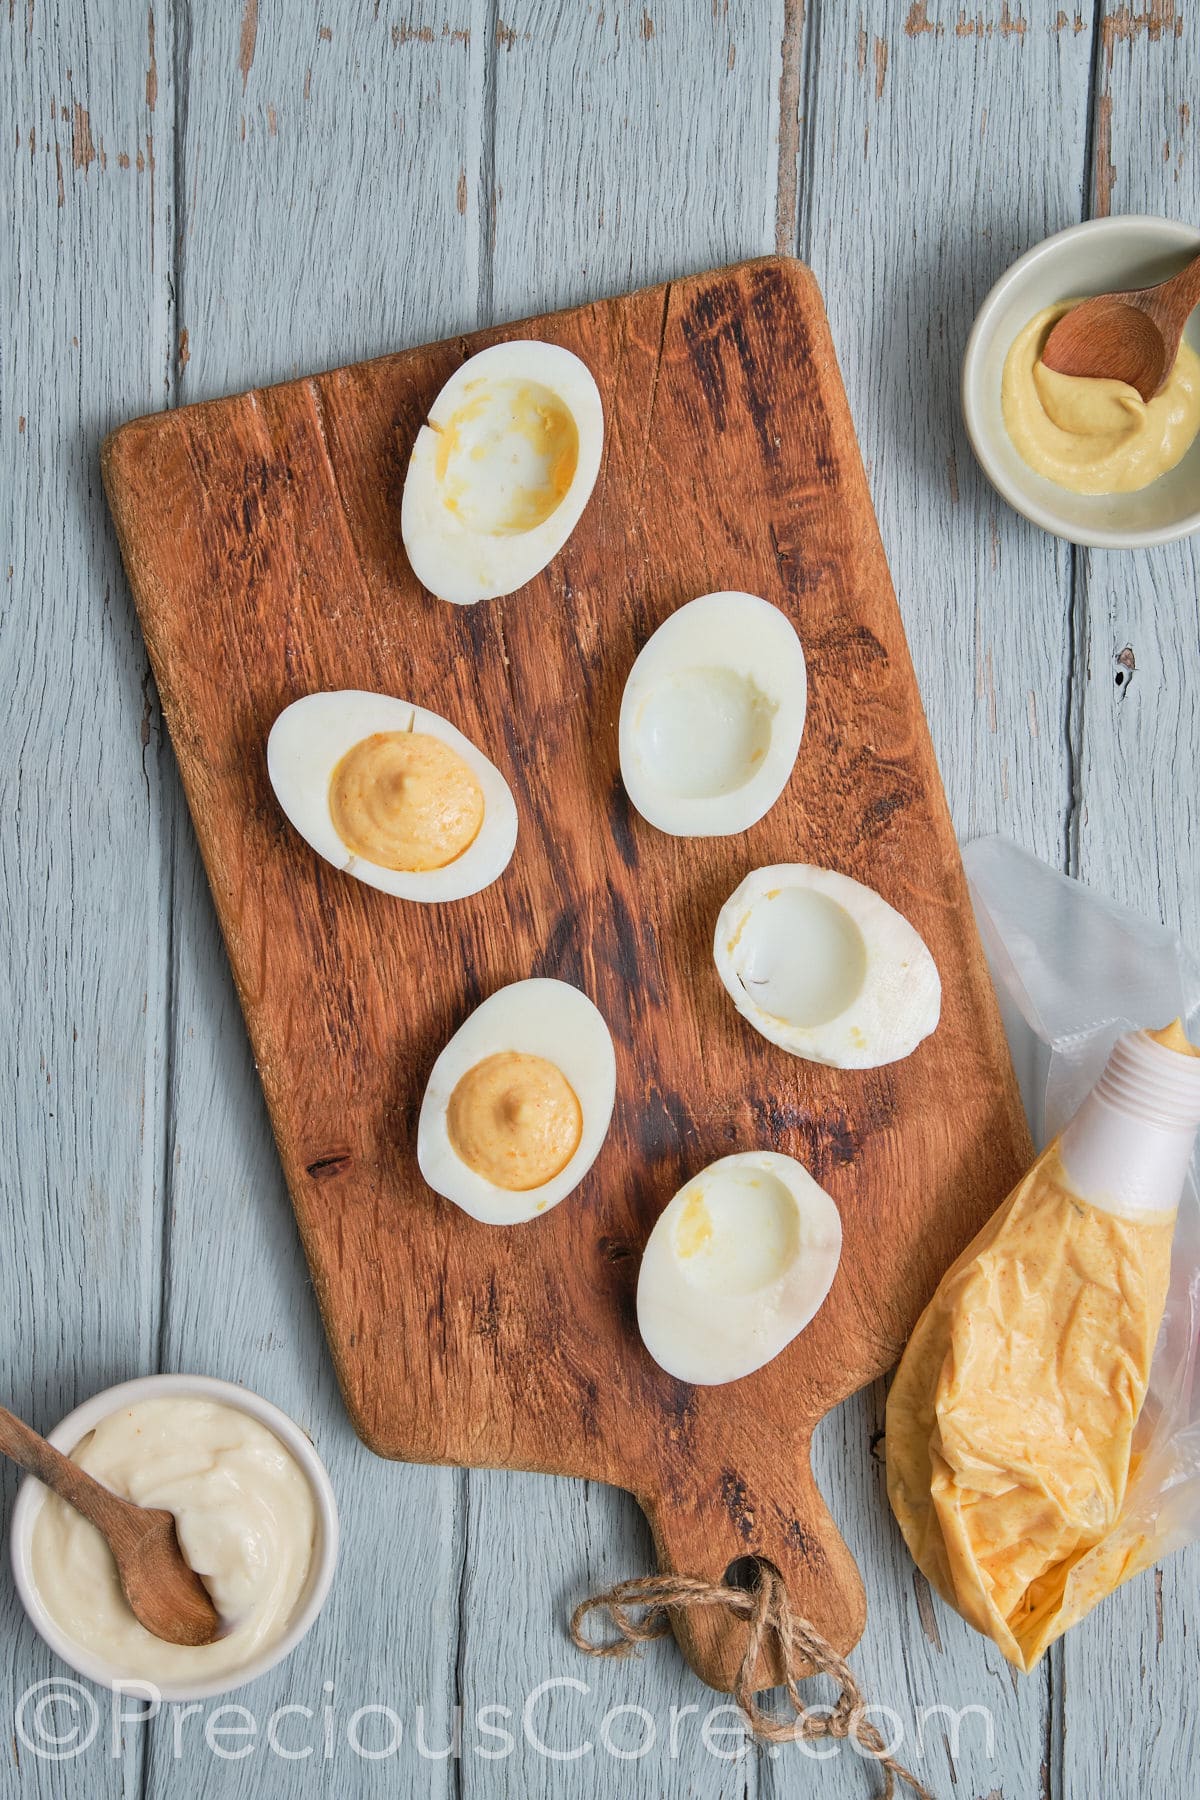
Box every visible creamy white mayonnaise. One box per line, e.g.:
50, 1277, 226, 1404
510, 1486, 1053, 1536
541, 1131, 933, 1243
31, 1397, 317, 1683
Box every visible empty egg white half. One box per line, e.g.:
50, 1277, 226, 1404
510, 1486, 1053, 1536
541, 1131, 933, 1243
417, 978, 617, 1226
637, 1151, 842, 1385
267, 690, 517, 902
401, 340, 604, 605
618, 591, 807, 837
714, 863, 941, 1068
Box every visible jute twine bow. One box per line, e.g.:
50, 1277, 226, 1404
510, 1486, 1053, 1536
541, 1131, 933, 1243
570, 1561, 935, 1800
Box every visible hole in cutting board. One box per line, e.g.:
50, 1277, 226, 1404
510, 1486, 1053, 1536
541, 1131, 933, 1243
724, 1553, 781, 1592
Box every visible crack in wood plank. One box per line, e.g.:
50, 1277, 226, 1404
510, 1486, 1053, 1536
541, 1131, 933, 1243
775, 0, 804, 253
635, 280, 672, 506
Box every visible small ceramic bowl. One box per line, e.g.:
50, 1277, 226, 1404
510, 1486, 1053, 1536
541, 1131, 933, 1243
10, 1374, 339, 1702
962, 215, 1200, 548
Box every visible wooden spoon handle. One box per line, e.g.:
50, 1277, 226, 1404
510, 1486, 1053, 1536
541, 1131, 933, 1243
1147, 247, 1200, 330
0, 1403, 133, 1536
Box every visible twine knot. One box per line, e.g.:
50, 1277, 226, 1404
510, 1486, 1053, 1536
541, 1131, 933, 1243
570, 1560, 935, 1800
836, 1699, 870, 1741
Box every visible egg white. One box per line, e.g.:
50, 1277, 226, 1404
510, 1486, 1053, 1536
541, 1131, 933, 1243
266, 690, 517, 902
637, 1151, 842, 1385
417, 978, 617, 1226
402, 340, 604, 606
714, 863, 941, 1068
618, 591, 807, 837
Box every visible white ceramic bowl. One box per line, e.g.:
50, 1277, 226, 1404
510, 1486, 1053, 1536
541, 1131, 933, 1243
10, 1374, 339, 1702
962, 216, 1200, 548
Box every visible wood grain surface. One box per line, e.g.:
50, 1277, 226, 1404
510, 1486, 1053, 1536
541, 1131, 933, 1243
5, 2, 1199, 1795
101, 257, 1029, 1693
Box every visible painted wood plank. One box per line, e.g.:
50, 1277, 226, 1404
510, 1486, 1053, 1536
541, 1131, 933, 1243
1063, 9, 1200, 1796
457, 1465, 759, 1795
172, 0, 489, 403
458, 5, 788, 1795
136, 4, 487, 1796
776, 8, 1099, 1797
485, 0, 786, 317
1, 3, 172, 1794
804, 2, 1090, 863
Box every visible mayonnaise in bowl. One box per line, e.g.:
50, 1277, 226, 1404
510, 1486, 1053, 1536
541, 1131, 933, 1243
11, 1376, 338, 1701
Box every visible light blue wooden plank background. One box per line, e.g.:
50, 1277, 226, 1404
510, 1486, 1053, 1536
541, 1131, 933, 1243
2, 3, 1197, 1796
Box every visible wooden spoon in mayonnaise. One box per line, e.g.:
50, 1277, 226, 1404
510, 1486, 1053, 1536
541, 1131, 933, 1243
0, 1402, 222, 1646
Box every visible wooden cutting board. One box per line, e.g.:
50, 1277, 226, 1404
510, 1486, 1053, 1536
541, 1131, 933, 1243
102, 257, 1030, 1693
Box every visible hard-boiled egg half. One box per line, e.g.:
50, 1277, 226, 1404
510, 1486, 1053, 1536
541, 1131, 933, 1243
714, 863, 941, 1068
401, 340, 604, 605
267, 690, 517, 902
417, 979, 616, 1225
618, 591, 807, 837
637, 1152, 842, 1385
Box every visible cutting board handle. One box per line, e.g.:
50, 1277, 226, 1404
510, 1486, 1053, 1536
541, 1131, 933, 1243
637, 1428, 867, 1694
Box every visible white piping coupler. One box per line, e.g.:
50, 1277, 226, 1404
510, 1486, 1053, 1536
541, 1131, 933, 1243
1058, 1027, 1200, 1221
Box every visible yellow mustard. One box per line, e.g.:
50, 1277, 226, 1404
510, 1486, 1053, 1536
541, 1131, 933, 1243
1002, 302, 1200, 494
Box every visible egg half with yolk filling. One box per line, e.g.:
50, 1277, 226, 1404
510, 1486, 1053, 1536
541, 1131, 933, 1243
267, 690, 517, 902
637, 1152, 842, 1385
618, 592, 807, 837
713, 863, 940, 1068
402, 340, 604, 605
417, 979, 617, 1225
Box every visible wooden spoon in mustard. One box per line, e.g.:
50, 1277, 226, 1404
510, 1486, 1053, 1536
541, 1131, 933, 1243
1040, 246, 1200, 402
